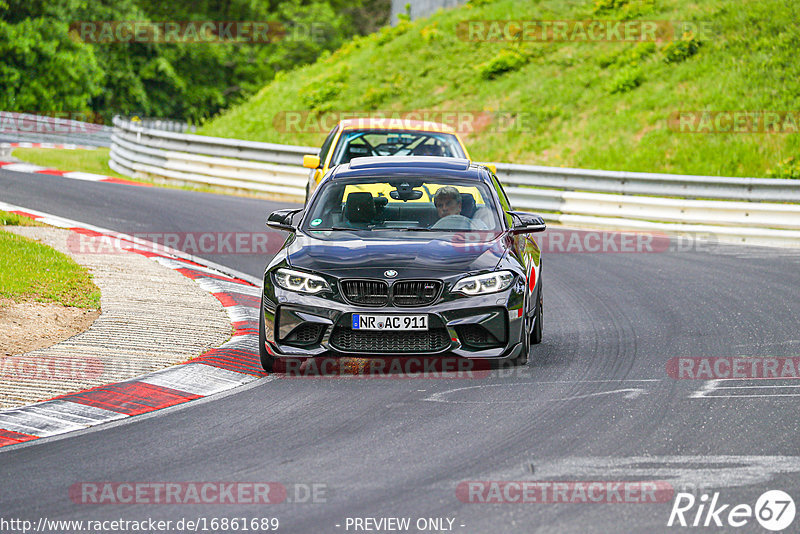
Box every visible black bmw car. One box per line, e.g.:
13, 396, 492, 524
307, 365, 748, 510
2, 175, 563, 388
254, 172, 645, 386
259, 156, 545, 372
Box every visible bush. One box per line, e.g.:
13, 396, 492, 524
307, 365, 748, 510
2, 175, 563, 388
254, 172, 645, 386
375, 20, 411, 45
420, 22, 442, 43
662, 35, 703, 63
598, 42, 656, 68
767, 157, 800, 179
477, 48, 528, 80
298, 68, 350, 112
593, 0, 629, 12
608, 66, 644, 93
593, 0, 655, 17
361, 85, 397, 109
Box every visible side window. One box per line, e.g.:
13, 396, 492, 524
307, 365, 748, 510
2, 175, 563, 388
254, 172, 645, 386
318, 126, 338, 165
491, 174, 513, 228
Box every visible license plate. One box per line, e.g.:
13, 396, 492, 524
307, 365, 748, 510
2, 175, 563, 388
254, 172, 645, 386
352, 314, 428, 331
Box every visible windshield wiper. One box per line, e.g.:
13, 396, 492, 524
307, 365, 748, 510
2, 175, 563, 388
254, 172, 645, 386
363, 226, 436, 231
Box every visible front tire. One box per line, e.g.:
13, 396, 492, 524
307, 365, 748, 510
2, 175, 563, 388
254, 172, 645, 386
531, 285, 543, 345
514, 325, 530, 366
509, 300, 531, 367
259, 306, 275, 372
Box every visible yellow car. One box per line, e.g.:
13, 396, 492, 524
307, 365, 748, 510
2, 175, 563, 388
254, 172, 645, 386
302, 118, 472, 202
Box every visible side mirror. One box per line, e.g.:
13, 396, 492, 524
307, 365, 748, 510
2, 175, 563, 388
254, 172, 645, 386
507, 211, 546, 234
267, 208, 303, 232
303, 155, 321, 169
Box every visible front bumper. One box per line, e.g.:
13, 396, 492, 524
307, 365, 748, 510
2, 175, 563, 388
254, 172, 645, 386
262, 283, 526, 360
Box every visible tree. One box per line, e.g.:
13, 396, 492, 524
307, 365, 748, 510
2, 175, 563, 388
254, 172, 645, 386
0, 16, 103, 113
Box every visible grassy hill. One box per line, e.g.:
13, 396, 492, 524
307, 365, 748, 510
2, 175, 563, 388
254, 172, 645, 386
200, 0, 800, 179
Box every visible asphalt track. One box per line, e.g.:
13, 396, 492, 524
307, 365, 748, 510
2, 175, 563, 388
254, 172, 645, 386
2, 168, 800, 533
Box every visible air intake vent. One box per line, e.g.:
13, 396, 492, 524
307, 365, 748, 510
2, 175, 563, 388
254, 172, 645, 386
456, 324, 504, 349
341, 280, 389, 306
330, 327, 450, 353
392, 281, 441, 306
283, 323, 325, 347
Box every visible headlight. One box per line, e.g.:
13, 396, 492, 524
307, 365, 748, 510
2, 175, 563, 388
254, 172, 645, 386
452, 271, 514, 296
273, 268, 330, 294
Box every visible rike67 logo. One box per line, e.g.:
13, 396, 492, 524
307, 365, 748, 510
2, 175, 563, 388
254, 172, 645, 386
668, 490, 796, 531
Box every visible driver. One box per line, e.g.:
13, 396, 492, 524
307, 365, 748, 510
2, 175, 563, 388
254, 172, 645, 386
431, 186, 473, 230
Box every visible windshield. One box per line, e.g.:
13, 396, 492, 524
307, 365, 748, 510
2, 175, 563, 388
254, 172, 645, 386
330, 130, 466, 166
302, 176, 501, 234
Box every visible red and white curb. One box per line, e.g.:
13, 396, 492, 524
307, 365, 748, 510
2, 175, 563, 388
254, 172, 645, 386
0, 201, 267, 449
1, 142, 98, 150
0, 159, 147, 187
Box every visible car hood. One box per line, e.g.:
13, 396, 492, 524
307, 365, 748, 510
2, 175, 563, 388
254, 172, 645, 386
285, 231, 506, 277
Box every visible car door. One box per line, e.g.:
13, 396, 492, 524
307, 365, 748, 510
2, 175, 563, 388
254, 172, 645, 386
491, 172, 541, 301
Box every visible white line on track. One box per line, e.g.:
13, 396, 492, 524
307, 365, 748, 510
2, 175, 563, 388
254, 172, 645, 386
491, 455, 800, 492
690, 379, 800, 398
424, 380, 655, 404
0, 201, 267, 447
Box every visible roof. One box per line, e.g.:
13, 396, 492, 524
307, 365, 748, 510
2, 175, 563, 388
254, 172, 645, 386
338, 118, 456, 134
331, 156, 488, 181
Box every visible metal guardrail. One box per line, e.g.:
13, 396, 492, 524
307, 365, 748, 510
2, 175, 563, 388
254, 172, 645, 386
498, 165, 800, 247
110, 116, 315, 198
0, 112, 112, 147
108, 116, 800, 247
135, 118, 197, 133
508, 188, 800, 247
495, 162, 800, 203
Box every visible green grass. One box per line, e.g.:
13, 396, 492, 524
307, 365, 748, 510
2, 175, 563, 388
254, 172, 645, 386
0, 210, 45, 227
200, 0, 800, 179
0, 225, 101, 309
10, 147, 130, 181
